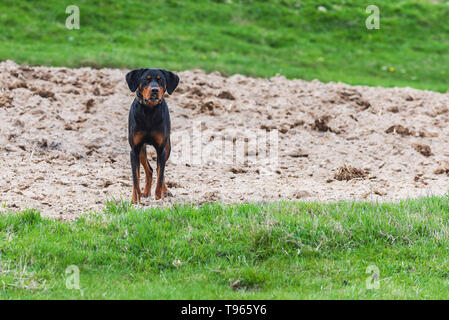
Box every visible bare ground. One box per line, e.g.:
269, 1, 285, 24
0, 60, 448, 219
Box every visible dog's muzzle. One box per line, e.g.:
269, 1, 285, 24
136, 87, 160, 105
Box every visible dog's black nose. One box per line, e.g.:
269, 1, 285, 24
151, 87, 159, 94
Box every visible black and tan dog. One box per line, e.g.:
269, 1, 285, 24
125, 68, 179, 203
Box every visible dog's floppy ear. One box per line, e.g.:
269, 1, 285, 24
160, 69, 179, 95
125, 68, 146, 92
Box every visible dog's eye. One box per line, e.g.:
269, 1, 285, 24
146, 76, 151, 80
156, 75, 161, 81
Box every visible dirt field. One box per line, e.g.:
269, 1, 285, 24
0, 60, 448, 219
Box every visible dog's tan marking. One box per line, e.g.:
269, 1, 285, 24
140, 146, 153, 197
152, 132, 165, 147
141, 86, 151, 100
165, 139, 171, 160
132, 132, 145, 146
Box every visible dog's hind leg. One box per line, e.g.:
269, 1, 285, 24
162, 139, 171, 195
155, 147, 167, 201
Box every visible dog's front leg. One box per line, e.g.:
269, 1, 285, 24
130, 147, 142, 204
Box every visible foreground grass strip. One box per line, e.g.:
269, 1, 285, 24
1, 195, 449, 299
1, 0, 448, 92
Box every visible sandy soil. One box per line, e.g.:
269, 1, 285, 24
0, 60, 448, 219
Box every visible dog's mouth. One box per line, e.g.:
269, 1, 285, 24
139, 88, 162, 105
143, 94, 160, 105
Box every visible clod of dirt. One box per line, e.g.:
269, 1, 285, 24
37, 90, 55, 99
290, 119, 305, 128
102, 180, 113, 188
199, 99, 223, 115
33, 71, 52, 81
48, 141, 62, 150
37, 139, 61, 151
230, 167, 247, 174
217, 91, 235, 100
260, 124, 277, 131
13, 119, 24, 127
37, 139, 48, 149
334, 165, 368, 181
418, 129, 438, 138
425, 107, 448, 117
175, 86, 185, 94
84, 98, 95, 113
64, 123, 77, 131
85, 144, 100, 156
0, 93, 13, 108
166, 181, 181, 188
386, 106, 399, 113
434, 162, 449, 175
279, 125, 289, 134
64, 88, 80, 95
7, 133, 17, 141
18, 65, 33, 72
413, 144, 433, 157
338, 88, 371, 110
189, 86, 204, 97
357, 99, 371, 110
288, 151, 308, 158
4, 144, 20, 152
8, 81, 28, 90
312, 116, 335, 133
203, 191, 221, 202
385, 125, 413, 136
293, 190, 311, 198
373, 188, 387, 196
413, 173, 429, 185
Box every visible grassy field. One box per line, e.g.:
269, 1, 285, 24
1, 195, 449, 299
0, 0, 448, 92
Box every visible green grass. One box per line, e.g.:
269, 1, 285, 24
1, 0, 448, 92
1, 195, 449, 299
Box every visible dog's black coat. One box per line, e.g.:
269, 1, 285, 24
125, 68, 179, 203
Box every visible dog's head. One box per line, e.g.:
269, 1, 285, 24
125, 68, 179, 106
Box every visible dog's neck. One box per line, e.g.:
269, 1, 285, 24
135, 99, 165, 120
